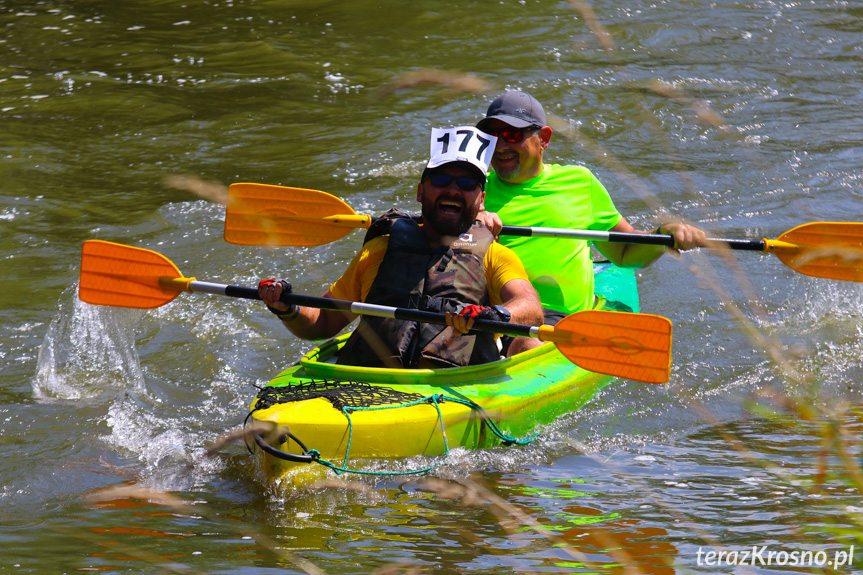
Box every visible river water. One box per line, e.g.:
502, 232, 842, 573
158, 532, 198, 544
2, 0, 863, 573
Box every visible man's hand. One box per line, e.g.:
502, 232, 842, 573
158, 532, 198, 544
445, 311, 473, 335
258, 279, 294, 317
446, 304, 510, 335
658, 222, 707, 255
476, 210, 503, 239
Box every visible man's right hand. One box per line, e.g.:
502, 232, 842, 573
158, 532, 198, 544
445, 311, 474, 335
258, 279, 294, 317
475, 210, 503, 239
446, 304, 510, 335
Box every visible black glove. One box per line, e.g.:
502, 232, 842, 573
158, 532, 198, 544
258, 279, 295, 318
457, 304, 511, 323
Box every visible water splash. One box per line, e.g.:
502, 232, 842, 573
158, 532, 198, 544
102, 397, 217, 489
771, 278, 863, 399
33, 284, 145, 400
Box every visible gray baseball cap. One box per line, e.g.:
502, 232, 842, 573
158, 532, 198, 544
477, 91, 546, 130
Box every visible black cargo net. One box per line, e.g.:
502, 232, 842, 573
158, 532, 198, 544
246, 379, 539, 473
251, 379, 427, 413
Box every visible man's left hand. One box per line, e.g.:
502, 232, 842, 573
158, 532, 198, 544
659, 222, 707, 254
475, 211, 503, 239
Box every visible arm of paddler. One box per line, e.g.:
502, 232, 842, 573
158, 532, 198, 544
498, 277, 544, 357
266, 239, 373, 340
259, 284, 356, 340
485, 241, 542, 327
445, 239, 543, 341
444, 278, 542, 336
593, 217, 707, 268
497, 278, 543, 326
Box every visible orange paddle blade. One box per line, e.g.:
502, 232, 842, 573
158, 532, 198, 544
225, 183, 372, 247
79, 240, 186, 309
541, 310, 672, 384
768, 222, 863, 282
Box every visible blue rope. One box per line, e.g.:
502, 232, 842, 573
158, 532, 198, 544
299, 393, 538, 477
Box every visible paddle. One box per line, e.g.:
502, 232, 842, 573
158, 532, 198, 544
78, 239, 673, 384
224, 183, 863, 282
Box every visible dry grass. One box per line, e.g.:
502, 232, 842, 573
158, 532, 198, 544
163, 175, 229, 205
374, 68, 494, 99
81, 1, 863, 573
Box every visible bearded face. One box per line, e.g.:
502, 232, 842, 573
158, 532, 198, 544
417, 166, 485, 241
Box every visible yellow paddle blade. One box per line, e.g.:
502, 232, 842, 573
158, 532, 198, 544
767, 222, 863, 282
540, 310, 672, 384
79, 240, 186, 309
225, 183, 372, 247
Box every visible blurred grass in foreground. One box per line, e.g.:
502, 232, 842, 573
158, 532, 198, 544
73, 0, 862, 573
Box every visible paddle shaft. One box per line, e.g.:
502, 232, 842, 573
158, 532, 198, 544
498, 225, 766, 251
226, 184, 793, 253
79, 239, 674, 382
362, 215, 767, 250
184, 280, 533, 339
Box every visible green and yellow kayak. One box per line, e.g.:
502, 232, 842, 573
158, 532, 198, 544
248, 263, 638, 483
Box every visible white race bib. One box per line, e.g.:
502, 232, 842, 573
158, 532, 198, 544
427, 126, 497, 174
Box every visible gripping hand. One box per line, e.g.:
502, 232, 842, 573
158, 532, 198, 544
258, 279, 296, 318
457, 304, 511, 323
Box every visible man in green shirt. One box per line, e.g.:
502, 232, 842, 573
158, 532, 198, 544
476, 90, 706, 317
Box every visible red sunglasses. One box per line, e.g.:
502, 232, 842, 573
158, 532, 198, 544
485, 126, 540, 143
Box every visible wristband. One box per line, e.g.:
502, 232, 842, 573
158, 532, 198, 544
491, 305, 511, 323
274, 305, 300, 322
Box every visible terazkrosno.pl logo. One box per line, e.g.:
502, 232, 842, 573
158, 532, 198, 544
696, 546, 854, 570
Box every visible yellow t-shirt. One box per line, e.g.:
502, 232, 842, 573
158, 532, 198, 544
329, 235, 528, 305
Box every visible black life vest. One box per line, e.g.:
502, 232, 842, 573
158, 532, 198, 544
337, 214, 499, 369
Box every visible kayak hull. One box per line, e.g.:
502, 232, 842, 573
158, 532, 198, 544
249, 263, 638, 483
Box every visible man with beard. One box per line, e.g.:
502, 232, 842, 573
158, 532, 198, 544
259, 126, 543, 369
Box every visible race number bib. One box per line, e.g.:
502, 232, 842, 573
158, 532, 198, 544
427, 126, 497, 173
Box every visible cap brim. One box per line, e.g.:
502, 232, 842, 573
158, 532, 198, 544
477, 114, 535, 130
421, 161, 486, 186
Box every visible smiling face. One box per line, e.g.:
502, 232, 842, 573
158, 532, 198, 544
416, 164, 485, 243
484, 119, 552, 184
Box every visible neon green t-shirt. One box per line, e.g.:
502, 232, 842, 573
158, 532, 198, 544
483, 164, 622, 313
